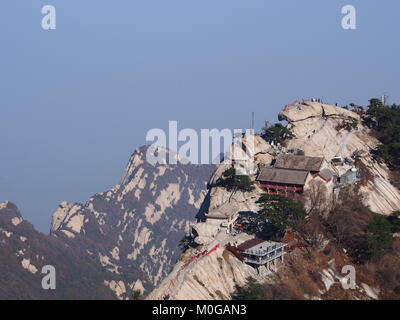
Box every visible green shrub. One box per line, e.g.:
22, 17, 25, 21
220, 168, 255, 192
255, 194, 307, 238
365, 216, 393, 259
326, 194, 394, 263
179, 235, 194, 252
346, 118, 359, 131
232, 277, 265, 300
387, 211, 400, 233
260, 123, 295, 144
132, 290, 142, 300
364, 99, 400, 170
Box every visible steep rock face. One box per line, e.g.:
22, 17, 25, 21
149, 137, 275, 300
279, 101, 400, 214
150, 103, 400, 300
50, 146, 215, 298
0, 202, 116, 300
147, 238, 268, 300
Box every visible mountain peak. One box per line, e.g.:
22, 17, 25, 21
0, 201, 23, 226
121, 145, 186, 185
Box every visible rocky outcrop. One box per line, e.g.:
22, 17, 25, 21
149, 102, 400, 300
280, 101, 400, 214
147, 236, 269, 300
0, 146, 214, 299
148, 135, 276, 300
0, 201, 23, 226
50, 146, 215, 298
0, 201, 116, 300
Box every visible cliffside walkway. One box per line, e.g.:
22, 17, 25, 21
163, 243, 221, 299
160, 232, 253, 300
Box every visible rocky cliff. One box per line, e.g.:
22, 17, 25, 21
0, 201, 116, 299
148, 102, 400, 300
49, 146, 214, 298
0, 146, 214, 299
279, 101, 400, 214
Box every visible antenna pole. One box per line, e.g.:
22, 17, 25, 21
382, 92, 390, 107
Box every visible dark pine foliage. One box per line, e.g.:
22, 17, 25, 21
232, 277, 265, 300
260, 123, 295, 145
364, 98, 400, 170
254, 194, 307, 239
220, 168, 255, 192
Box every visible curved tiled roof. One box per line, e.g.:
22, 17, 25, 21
274, 154, 324, 172
257, 168, 309, 185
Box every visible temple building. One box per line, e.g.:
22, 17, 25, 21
257, 154, 326, 196
257, 167, 309, 195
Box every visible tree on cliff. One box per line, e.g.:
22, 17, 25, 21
220, 168, 255, 192
260, 122, 295, 145
232, 277, 264, 300
365, 98, 400, 170
365, 215, 393, 260
255, 194, 307, 238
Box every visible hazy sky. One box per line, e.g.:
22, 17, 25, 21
1, 1, 399, 232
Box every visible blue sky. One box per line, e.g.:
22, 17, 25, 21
1, 1, 399, 232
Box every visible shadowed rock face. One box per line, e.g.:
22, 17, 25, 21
0, 201, 23, 224
50, 146, 215, 298
0, 201, 116, 300
0, 146, 214, 299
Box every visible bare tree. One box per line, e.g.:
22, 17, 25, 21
303, 180, 330, 217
